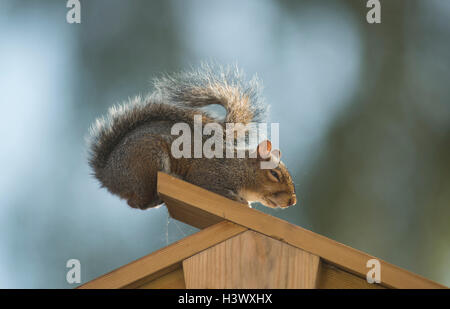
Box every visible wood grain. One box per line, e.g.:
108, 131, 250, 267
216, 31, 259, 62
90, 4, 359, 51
138, 267, 186, 289
165, 195, 224, 229
317, 262, 384, 289
183, 230, 320, 289
158, 172, 447, 289
78, 221, 247, 289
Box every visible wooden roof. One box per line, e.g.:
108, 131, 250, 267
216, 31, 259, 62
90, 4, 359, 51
79, 172, 447, 289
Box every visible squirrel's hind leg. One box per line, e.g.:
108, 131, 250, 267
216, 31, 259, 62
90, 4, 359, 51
124, 137, 172, 210
127, 196, 164, 209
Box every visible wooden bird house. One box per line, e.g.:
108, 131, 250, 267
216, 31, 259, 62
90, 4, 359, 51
79, 173, 447, 289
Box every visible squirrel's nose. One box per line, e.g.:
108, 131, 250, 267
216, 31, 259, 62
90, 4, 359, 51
289, 195, 297, 206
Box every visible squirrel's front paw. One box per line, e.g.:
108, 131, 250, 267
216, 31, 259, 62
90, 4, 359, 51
225, 190, 248, 205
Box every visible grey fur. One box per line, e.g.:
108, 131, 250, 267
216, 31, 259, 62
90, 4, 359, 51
154, 63, 268, 124
88, 64, 267, 172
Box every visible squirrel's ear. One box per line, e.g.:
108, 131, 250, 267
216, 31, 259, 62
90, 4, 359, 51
271, 149, 281, 160
257, 140, 272, 160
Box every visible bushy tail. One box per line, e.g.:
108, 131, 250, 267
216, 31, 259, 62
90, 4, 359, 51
87, 96, 190, 171
153, 63, 268, 125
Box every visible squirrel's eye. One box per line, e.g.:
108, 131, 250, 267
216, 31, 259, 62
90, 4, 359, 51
270, 170, 280, 181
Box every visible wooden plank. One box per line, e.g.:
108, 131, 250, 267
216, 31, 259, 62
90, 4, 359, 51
78, 221, 247, 289
317, 262, 384, 289
138, 267, 185, 289
183, 230, 320, 289
157, 172, 447, 289
165, 195, 223, 229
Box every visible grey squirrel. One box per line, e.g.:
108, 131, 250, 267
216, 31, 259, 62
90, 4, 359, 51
88, 64, 297, 209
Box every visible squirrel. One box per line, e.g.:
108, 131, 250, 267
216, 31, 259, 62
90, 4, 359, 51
88, 64, 297, 210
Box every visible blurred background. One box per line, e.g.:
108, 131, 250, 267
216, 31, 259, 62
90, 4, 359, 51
0, 0, 449, 288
